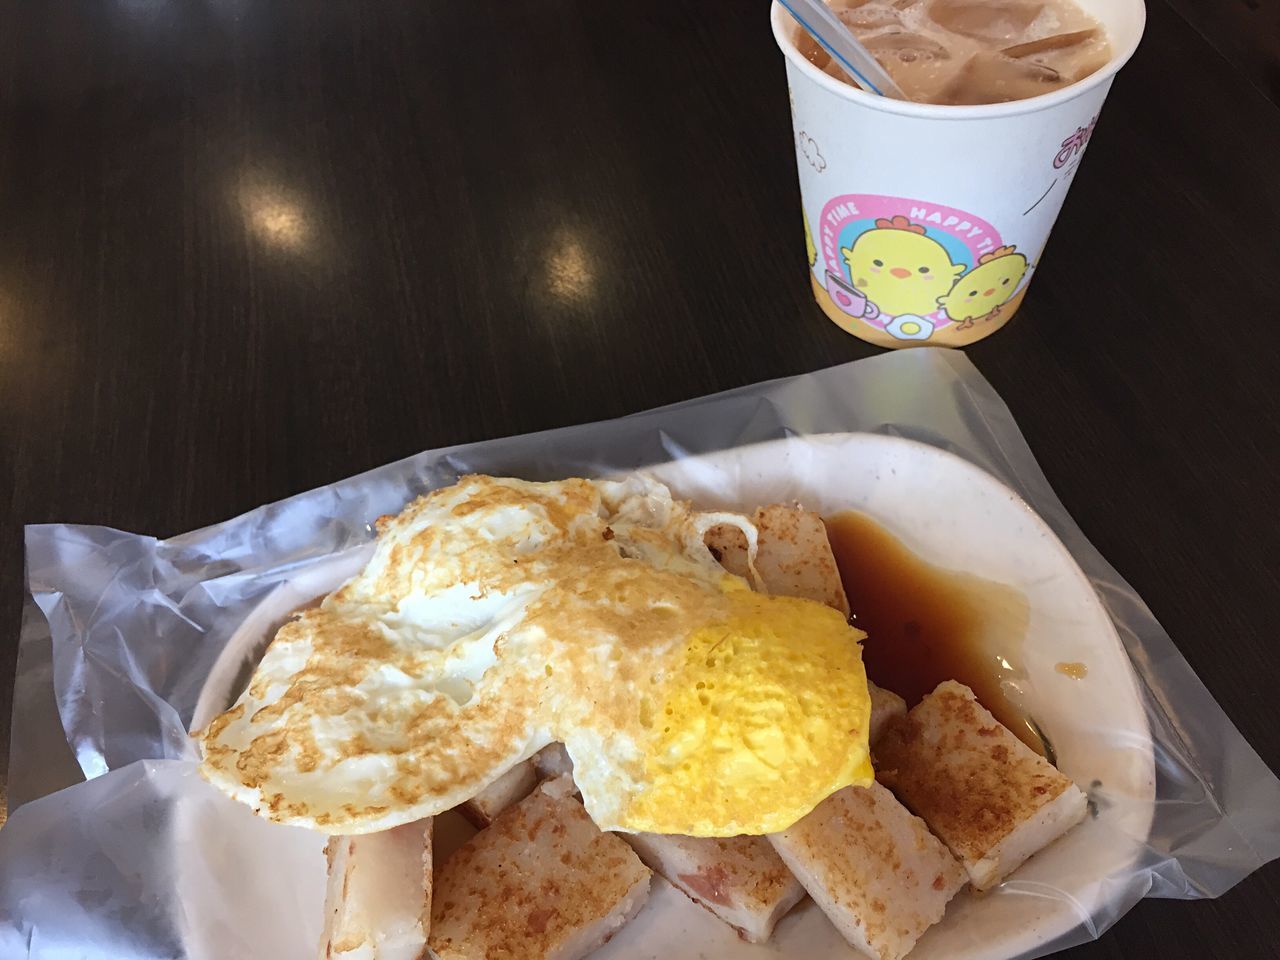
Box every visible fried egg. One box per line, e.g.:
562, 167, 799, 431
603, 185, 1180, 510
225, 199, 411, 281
199, 475, 872, 837
884, 314, 936, 341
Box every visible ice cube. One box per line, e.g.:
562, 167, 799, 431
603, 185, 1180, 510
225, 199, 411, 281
1002, 28, 1111, 83
796, 30, 834, 72
864, 30, 953, 65
927, 0, 1044, 43
939, 51, 1062, 104
1062, 45, 1111, 82
1001, 28, 1098, 58
837, 1, 903, 31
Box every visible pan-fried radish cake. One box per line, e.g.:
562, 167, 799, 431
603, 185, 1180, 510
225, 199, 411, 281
769, 782, 966, 960
868, 681, 908, 746
188, 472, 1107, 959
429, 779, 651, 960
319, 818, 432, 960
875, 681, 1088, 891
620, 832, 805, 943
705, 503, 850, 617
457, 758, 538, 828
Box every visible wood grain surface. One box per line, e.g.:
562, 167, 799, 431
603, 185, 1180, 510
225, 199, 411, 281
2, 0, 1278, 954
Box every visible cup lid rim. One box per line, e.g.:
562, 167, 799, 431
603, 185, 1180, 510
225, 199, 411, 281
770, 0, 1147, 120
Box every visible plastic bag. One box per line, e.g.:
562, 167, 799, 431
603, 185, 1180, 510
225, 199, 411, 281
6, 348, 1279, 959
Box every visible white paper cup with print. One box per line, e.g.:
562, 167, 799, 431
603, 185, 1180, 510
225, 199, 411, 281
772, 1, 1145, 349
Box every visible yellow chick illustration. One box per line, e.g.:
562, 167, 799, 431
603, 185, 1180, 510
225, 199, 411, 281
939, 246, 1029, 327
841, 216, 965, 318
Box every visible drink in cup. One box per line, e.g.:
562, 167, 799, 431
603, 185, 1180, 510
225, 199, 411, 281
800, 0, 1114, 106
773, 0, 1145, 348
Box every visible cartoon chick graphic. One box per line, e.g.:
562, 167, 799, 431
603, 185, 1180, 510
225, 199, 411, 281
841, 216, 965, 318
939, 245, 1029, 327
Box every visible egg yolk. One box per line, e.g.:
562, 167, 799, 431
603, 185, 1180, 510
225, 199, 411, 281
620, 591, 873, 836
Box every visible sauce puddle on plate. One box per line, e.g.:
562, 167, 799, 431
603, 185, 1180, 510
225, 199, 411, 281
825, 510, 1042, 755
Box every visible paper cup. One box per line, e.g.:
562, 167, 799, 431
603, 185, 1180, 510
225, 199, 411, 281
773, 1, 1145, 348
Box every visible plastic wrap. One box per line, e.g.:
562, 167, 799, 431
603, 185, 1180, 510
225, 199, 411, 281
5, 348, 1278, 959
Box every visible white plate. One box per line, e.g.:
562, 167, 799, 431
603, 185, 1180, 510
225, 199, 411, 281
192, 433, 1156, 960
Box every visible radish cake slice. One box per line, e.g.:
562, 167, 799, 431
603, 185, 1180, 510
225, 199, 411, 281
620, 833, 805, 943
868, 682, 907, 746
429, 779, 651, 960
875, 680, 1089, 891
705, 504, 850, 616
769, 782, 966, 960
458, 758, 538, 827
319, 818, 433, 960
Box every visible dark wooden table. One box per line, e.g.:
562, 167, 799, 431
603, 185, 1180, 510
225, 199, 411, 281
2, 0, 1278, 956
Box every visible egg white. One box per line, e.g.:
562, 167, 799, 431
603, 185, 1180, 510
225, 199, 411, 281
199, 475, 760, 834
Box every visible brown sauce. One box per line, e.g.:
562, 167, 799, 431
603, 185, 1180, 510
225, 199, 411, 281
825, 510, 1042, 754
